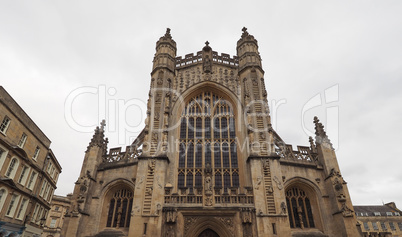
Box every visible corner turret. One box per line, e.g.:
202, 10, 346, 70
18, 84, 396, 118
152, 28, 177, 73
236, 27, 263, 73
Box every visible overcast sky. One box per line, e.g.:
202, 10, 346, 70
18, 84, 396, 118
1, 1, 401, 207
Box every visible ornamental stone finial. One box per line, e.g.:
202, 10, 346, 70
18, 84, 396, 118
241, 27, 249, 38
165, 28, 171, 38
313, 116, 333, 149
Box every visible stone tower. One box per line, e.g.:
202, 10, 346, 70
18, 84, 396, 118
62, 28, 362, 237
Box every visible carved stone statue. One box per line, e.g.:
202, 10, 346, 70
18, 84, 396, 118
205, 176, 212, 195
203, 55, 211, 73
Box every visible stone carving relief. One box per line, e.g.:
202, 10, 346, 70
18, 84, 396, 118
254, 176, 262, 190
267, 185, 273, 193
273, 176, 283, 190
165, 207, 177, 223
340, 203, 354, 217
280, 202, 287, 215
132, 206, 141, 215
204, 176, 212, 195
156, 175, 163, 189
184, 217, 199, 235
171, 66, 238, 99
154, 203, 162, 216
337, 193, 346, 202
333, 177, 343, 191
326, 168, 341, 180
145, 187, 153, 196
241, 208, 254, 224
205, 196, 213, 206
136, 176, 144, 189
203, 55, 212, 73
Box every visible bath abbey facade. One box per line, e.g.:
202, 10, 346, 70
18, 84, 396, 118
61, 28, 362, 237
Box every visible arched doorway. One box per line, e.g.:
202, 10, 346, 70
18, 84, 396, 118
198, 229, 219, 237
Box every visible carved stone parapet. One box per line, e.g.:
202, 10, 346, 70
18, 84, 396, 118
241, 207, 255, 224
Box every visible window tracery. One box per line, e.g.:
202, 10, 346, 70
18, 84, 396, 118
178, 92, 239, 189
106, 188, 133, 228
286, 187, 315, 229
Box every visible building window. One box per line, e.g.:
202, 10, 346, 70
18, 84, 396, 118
0, 116, 11, 134
15, 198, 28, 220
389, 222, 396, 231
47, 162, 53, 173
6, 194, 20, 217
106, 188, 133, 228
398, 222, 402, 230
18, 133, 27, 148
374, 212, 381, 216
31, 204, 39, 222
380, 222, 387, 230
50, 218, 57, 228
47, 187, 54, 202
0, 188, 8, 212
286, 187, 315, 229
39, 180, 46, 196
372, 222, 379, 230
43, 183, 51, 200
363, 222, 369, 231
33, 146, 40, 160
0, 147, 7, 169
18, 166, 29, 184
55, 206, 60, 211
36, 206, 44, 224
27, 171, 37, 190
395, 212, 401, 216
5, 157, 19, 178
177, 92, 239, 189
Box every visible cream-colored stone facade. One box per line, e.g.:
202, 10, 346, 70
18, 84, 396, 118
41, 195, 71, 237
61, 28, 363, 237
0, 86, 62, 237
354, 202, 402, 237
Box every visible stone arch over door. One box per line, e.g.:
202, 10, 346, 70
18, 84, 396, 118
198, 229, 219, 237
187, 217, 232, 237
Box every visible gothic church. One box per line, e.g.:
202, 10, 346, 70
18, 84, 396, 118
61, 28, 362, 237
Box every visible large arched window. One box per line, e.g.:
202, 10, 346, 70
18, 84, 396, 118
178, 92, 239, 189
106, 188, 133, 228
286, 187, 315, 229
5, 157, 19, 179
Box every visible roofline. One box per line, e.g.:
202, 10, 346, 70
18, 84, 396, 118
0, 86, 52, 147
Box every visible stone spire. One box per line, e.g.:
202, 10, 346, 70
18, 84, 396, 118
313, 116, 333, 149
86, 120, 108, 153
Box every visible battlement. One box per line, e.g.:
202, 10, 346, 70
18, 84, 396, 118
175, 51, 238, 69
102, 146, 142, 163
276, 144, 318, 165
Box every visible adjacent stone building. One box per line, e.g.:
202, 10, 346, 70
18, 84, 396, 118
41, 195, 71, 237
354, 202, 402, 237
61, 28, 362, 237
0, 86, 62, 237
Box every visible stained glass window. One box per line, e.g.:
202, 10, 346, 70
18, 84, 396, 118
178, 92, 239, 188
